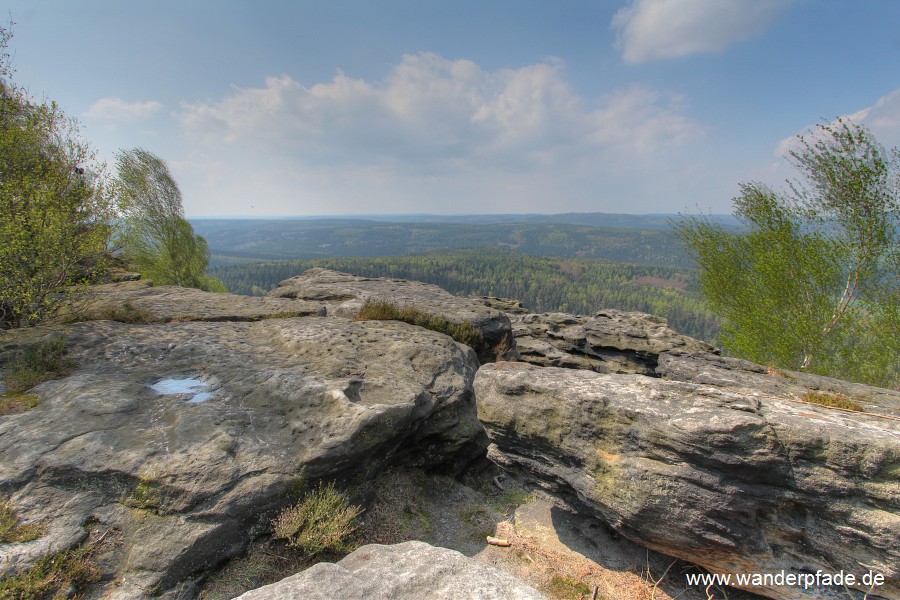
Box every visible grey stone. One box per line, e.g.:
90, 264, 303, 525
76, 281, 325, 323
475, 362, 900, 600
510, 309, 716, 375
0, 316, 486, 596
235, 541, 547, 600
270, 269, 512, 350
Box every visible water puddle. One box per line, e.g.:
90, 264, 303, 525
151, 378, 215, 403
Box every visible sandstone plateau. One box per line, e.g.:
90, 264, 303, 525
0, 270, 896, 600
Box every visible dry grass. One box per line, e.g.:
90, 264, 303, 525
0, 392, 38, 416
802, 391, 864, 412
199, 540, 309, 600
353, 299, 486, 356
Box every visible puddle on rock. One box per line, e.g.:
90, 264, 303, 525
151, 378, 215, 403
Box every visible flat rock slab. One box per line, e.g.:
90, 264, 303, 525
270, 269, 512, 348
0, 317, 486, 596
475, 362, 900, 600
511, 310, 716, 375
658, 351, 900, 419
76, 281, 325, 322
235, 541, 547, 600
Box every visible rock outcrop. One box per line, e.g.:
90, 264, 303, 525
3, 272, 898, 600
0, 287, 486, 596
235, 541, 547, 600
270, 269, 513, 349
475, 361, 900, 600
510, 309, 716, 375
79, 280, 325, 322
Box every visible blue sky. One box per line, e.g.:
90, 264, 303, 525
4, 0, 900, 217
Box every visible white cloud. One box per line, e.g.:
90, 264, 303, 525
612, 0, 792, 63
179, 52, 701, 174
85, 97, 162, 122
774, 88, 900, 158
173, 52, 719, 215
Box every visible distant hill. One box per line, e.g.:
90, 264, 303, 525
190, 215, 735, 269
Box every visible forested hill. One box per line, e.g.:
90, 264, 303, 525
210, 248, 721, 342
191, 218, 700, 269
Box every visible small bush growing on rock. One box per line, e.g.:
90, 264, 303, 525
272, 482, 361, 556
4, 336, 76, 393
354, 299, 485, 353
67, 302, 155, 324
0, 544, 100, 598
0, 499, 45, 543
801, 391, 864, 412
0, 392, 38, 416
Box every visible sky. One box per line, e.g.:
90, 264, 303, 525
3, 0, 900, 217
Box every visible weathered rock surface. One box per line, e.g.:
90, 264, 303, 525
511, 309, 716, 375
235, 541, 547, 600
658, 350, 900, 419
78, 280, 325, 322
270, 269, 512, 348
0, 306, 486, 595
475, 361, 900, 600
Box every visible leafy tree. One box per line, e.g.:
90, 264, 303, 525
113, 148, 225, 292
676, 120, 898, 388
0, 25, 113, 328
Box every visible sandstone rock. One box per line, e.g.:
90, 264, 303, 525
235, 541, 547, 600
658, 350, 900, 419
270, 269, 512, 350
511, 309, 716, 375
475, 296, 530, 315
74, 281, 325, 322
0, 316, 486, 596
475, 362, 900, 600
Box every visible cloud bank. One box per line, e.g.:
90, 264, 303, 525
180, 53, 699, 173
612, 0, 791, 63
173, 52, 712, 214
85, 97, 162, 122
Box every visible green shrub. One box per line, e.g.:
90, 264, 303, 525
3, 336, 75, 393
272, 482, 361, 556
0, 499, 45, 543
354, 299, 485, 353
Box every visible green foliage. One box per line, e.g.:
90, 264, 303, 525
0, 544, 100, 598
112, 148, 226, 292
0, 25, 113, 329
4, 336, 76, 393
676, 120, 899, 388
272, 482, 361, 556
354, 299, 485, 353
0, 499, 46, 543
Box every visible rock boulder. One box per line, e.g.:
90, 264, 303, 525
235, 541, 547, 600
511, 310, 716, 375
270, 269, 512, 350
475, 361, 900, 600
0, 294, 486, 596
